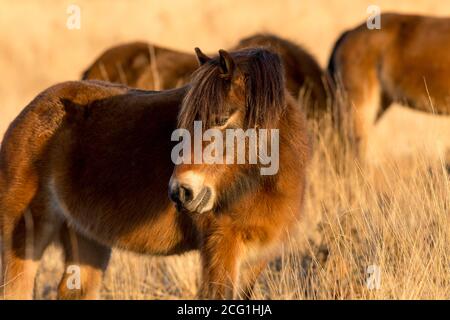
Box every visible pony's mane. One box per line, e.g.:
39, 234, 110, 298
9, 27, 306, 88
178, 48, 286, 130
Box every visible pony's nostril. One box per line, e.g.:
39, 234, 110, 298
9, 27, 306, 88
168, 185, 180, 204
169, 183, 194, 207
179, 185, 193, 203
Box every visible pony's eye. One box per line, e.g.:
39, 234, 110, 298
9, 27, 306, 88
218, 116, 229, 125
215, 115, 230, 127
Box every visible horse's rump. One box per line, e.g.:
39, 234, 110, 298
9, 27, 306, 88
82, 42, 198, 90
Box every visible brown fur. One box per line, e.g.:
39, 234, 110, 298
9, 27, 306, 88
328, 13, 450, 159
83, 34, 330, 119
235, 34, 331, 119
82, 42, 198, 90
0, 48, 310, 299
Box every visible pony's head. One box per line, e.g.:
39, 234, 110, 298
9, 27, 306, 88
169, 47, 286, 213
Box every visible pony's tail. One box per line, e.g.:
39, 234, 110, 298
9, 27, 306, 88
0, 159, 5, 286
327, 29, 351, 81
325, 29, 355, 167
81, 67, 91, 80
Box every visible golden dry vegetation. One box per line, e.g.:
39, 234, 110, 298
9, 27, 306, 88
1, 0, 449, 299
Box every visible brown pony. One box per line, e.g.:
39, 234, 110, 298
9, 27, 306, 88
328, 13, 450, 159
235, 34, 330, 119
81, 41, 198, 90
0, 48, 310, 299
83, 34, 330, 118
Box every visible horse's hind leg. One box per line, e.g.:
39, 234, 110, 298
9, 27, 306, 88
336, 61, 383, 164
374, 90, 393, 124
57, 224, 111, 300
1, 191, 59, 300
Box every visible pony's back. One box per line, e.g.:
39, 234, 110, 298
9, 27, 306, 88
82, 42, 198, 90
82, 42, 153, 85
235, 33, 329, 117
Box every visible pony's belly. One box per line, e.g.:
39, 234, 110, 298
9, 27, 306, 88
403, 97, 450, 115
392, 83, 450, 115
386, 54, 450, 115
47, 176, 197, 255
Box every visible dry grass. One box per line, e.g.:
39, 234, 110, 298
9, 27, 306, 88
1, 0, 449, 299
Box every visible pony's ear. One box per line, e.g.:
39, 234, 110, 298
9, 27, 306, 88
218, 49, 235, 79
195, 47, 211, 66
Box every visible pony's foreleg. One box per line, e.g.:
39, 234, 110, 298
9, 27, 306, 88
199, 232, 242, 300
238, 259, 268, 300
57, 224, 111, 300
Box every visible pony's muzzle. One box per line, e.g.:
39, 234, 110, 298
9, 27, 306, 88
168, 178, 213, 213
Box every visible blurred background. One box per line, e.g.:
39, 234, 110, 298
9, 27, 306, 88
1, 0, 449, 160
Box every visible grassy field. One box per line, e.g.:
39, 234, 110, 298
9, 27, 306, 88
1, 0, 450, 299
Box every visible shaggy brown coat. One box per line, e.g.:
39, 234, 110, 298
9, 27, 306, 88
0, 48, 310, 300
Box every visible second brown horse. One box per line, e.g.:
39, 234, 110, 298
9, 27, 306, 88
82, 34, 331, 120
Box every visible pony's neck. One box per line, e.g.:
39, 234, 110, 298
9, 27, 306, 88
277, 92, 310, 174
